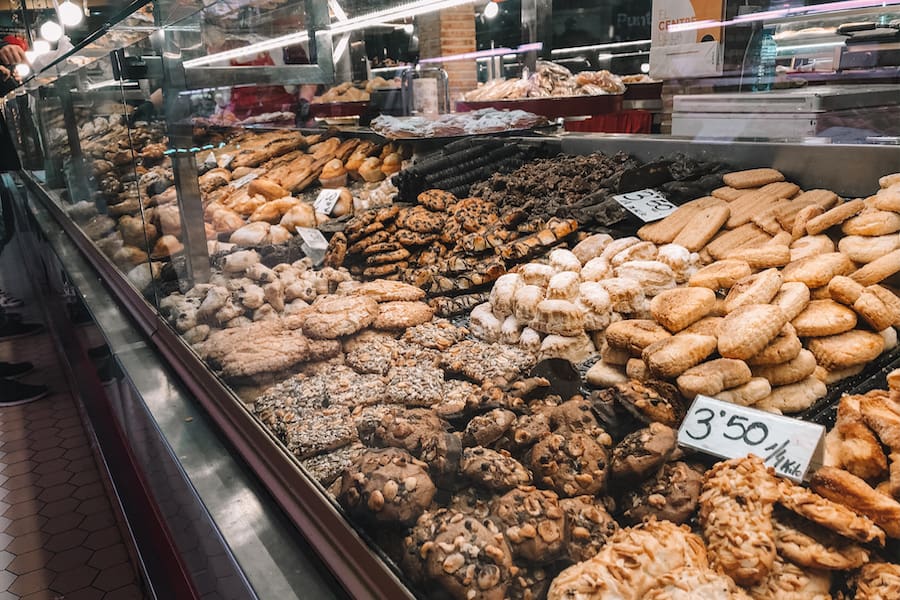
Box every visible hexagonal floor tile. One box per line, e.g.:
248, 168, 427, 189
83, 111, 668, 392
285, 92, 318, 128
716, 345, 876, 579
7, 548, 52, 576
40, 497, 79, 519
37, 483, 77, 504
5, 514, 48, 538
45, 529, 88, 554
92, 564, 136, 592
7, 569, 54, 596
49, 565, 98, 594
45, 546, 92, 573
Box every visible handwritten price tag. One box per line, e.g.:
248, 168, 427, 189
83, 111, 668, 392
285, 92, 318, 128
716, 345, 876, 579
314, 189, 342, 215
230, 172, 259, 189
613, 188, 678, 222
677, 395, 825, 482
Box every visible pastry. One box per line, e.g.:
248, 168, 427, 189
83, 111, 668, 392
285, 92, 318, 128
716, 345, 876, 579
530, 431, 609, 497
597, 379, 686, 427
834, 394, 889, 482
772, 509, 870, 571
572, 234, 613, 265
750, 349, 816, 386
791, 299, 857, 337
605, 320, 672, 355
855, 562, 900, 599
789, 235, 835, 262
723, 269, 783, 313
644, 566, 752, 600
539, 333, 595, 363
725, 245, 791, 269
338, 448, 436, 524
843, 209, 900, 236
609, 422, 678, 482
681, 316, 723, 337
599, 277, 644, 313
839, 234, 900, 264
782, 252, 855, 288
614, 261, 676, 296
384, 365, 445, 407
559, 495, 617, 563
689, 259, 753, 290
772, 281, 811, 322
807, 329, 884, 370
463, 409, 517, 447
441, 340, 535, 386
650, 287, 716, 333
714, 378, 772, 406
491, 486, 566, 563
302, 295, 379, 339
850, 249, 900, 285
402, 318, 468, 351
859, 393, 900, 452
642, 334, 718, 378
677, 358, 752, 398
358, 157, 385, 182
717, 304, 788, 361
804, 198, 865, 235
723, 168, 785, 189
372, 301, 434, 330
699, 455, 779, 586
754, 376, 826, 413
747, 323, 802, 366
672, 204, 730, 252
621, 461, 704, 526
779, 476, 887, 544
743, 555, 831, 600
550, 248, 584, 272
546, 271, 581, 300
460, 446, 532, 490
530, 299, 585, 337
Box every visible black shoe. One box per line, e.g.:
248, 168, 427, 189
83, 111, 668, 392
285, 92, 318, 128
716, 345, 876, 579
0, 361, 34, 378
0, 321, 44, 341
0, 379, 48, 405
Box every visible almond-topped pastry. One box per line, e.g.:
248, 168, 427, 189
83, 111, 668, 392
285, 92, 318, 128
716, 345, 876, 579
743, 555, 832, 600
809, 467, 900, 539
855, 562, 900, 599
772, 509, 870, 571
644, 565, 751, 600
717, 304, 788, 361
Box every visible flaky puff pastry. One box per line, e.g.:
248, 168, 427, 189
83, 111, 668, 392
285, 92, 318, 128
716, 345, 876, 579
776, 478, 885, 545
809, 467, 900, 539
835, 394, 888, 482
547, 519, 707, 600
744, 555, 831, 600
854, 562, 900, 600
772, 509, 870, 570
643, 566, 751, 600
699, 455, 779, 587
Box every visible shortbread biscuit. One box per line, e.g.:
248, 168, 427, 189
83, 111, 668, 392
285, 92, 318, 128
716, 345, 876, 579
853, 285, 900, 331
723, 269, 783, 313
726, 190, 780, 229
807, 329, 885, 370
373, 301, 435, 330
828, 275, 864, 305
850, 249, 900, 286
843, 210, 900, 236
872, 192, 900, 212
600, 341, 631, 366
625, 358, 649, 381
751, 349, 817, 387
791, 205, 825, 241
642, 334, 718, 378
772, 282, 810, 321
723, 168, 785, 189
677, 358, 752, 398
769, 231, 793, 247
637, 196, 724, 244
805, 199, 866, 235
881, 173, 900, 188
605, 320, 672, 355
752, 203, 791, 235
789, 235, 835, 262
760, 181, 801, 199
712, 186, 753, 202
672, 205, 730, 252
681, 316, 723, 337
809, 286, 832, 300
689, 260, 753, 290
775, 190, 840, 231
755, 376, 826, 413
814, 364, 865, 385
839, 234, 900, 264
747, 323, 802, 366
714, 378, 772, 406
725, 245, 790, 269
650, 287, 717, 332
791, 299, 857, 337
782, 252, 855, 288
706, 224, 771, 260
717, 304, 788, 360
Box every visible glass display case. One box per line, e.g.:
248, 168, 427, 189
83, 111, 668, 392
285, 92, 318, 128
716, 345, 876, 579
3, 0, 900, 598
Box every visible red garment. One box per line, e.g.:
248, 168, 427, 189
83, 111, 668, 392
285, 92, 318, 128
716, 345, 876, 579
2, 36, 27, 51
228, 53, 296, 118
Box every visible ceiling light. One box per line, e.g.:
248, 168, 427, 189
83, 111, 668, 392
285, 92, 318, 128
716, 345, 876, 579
484, 0, 499, 18
640, 62, 650, 73
40, 20, 63, 42
15, 63, 31, 78
59, 0, 84, 26
32, 40, 50, 55
403, 23, 414, 34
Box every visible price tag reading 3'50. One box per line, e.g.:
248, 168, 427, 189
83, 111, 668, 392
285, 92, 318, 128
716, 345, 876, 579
612, 188, 678, 222
676, 395, 825, 482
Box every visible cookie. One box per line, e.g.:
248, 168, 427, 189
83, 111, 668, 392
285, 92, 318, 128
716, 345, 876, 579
672, 204, 730, 252
417, 189, 456, 212
350, 279, 426, 302
755, 376, 826, 413
363, 241, 404, 256
559, 496, 618, 563
723, 168, 785, 189
789, 235, 835, 263
402, 318, 468, 351
751, 348, 817, 387
713, 377, 772, 406
677, 358, 752, 399
373, 301, 435, 330
689, 260, 753, 290
302, 295, 379, 339
366, 247, 411, 265
348, 229, 391, 254
850, 249, 900, 286
760, 181, 801, 199
723, 268, 784, 313
712, 186, 753, 202
344, 337, 402, 375
596, 379, 686, 427
395, 229, 438, 247
724, 244, 791, 269
792, 205, 825, 241
843, 209, 900, 236
385, 365, 445, 406
347, 221, 386, 244
491, 486, 566, 563
747, 323, 802, 366
363, 261, 408, 278
463, 409, 517, 447
441, 339, 536, 386
772, 281, 811, 322
791, 299, 857, 337
706, 224, 772, 260
637, 196, 725, 245
398, 206, 444, 233
530, 432, 608, 497
621, 461, 704, 526
339, 448, 436, 524
718, 304, 788, 361
605, 320, 672, 355
782, 252, 855, 288
642, 334, 718, 379
530, 299, 585, 337
839, 234, 900, 264
726, 189, 781, 229
609, 422, 678, 482
651, 287, 717, 333
807, 329, 885, 370
776, 190, 840, 231
804, 199, 864, 235
324, 231, 347, 269
460, 446, 532, 490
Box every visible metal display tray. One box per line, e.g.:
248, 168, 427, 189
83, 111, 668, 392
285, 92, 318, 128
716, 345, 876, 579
673, 84, 900, 114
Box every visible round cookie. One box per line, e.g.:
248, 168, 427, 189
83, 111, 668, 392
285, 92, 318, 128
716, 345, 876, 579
348, 229, 390, 254
362, 241, 404, 256
597, 379, 686, 427
463, 409, 517, 447
839, 234, 900, 264
507, 565, 554, 600
748, 322, 803, 366
302, 295, 379, 339
530, 431, 608, 497
373, 301, 435, 330
363, 260, 408, 279
418, 189, 456, 212
396, 229, 438, 247
620, 461, 704, 525
491, 485, 566, 563
366, 247, 411, 265
610, 422, 678, 483
559, 495, 618, 563
460, 447, 532, 491
339, 448, 436, 525
791, 299, 857, 337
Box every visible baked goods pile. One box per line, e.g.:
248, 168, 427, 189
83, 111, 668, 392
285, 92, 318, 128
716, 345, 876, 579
370, 108, 548, 139
328, 189, 580, 311
312, 77, 398, 104
462, 61, 626, 101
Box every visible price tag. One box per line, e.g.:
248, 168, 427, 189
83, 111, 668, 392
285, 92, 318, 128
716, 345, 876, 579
296, 227, 329, 250
314, 189, 342, 215
613, 188, 678, 222
677, 395, 825, 482
231, 172, 258, 189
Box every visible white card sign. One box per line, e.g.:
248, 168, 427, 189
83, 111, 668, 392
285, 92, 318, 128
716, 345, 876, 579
613, 188, 678, 222
314, 189, 341, 215
677, 395, 825, 482
296, 227, 328, 250
231, 172, 259, 189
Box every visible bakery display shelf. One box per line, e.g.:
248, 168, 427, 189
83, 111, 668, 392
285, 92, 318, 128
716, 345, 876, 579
455, 94, 623, 119
309, 101, 371, 119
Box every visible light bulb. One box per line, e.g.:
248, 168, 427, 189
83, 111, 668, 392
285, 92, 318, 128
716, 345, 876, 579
403, 23, 414, 34
640, 62, 650, 74
484, 0, 499, 18
32, 40, 50, 55
59, 0, 84, 26
40, 21, 63, 42
15, 63, 31, 78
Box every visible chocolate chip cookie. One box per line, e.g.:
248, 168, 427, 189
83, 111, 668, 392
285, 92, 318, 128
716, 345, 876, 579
462, 409, 517, 447
491, 485, 566, 563
559, 495, 618, 562
529, 432, 609, 497
620, 461, 704, 525
339, 448, 436, 524
460, 446, 532, 490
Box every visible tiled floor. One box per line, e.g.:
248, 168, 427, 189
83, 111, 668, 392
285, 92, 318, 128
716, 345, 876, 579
0, 327, 148, 600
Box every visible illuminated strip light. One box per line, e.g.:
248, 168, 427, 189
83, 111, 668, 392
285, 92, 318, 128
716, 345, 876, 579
778, 41, 845, 51
668, 0, 900, 32
420, 42, 542, 64
550, 39, 651, 55
184, 0, 476, 68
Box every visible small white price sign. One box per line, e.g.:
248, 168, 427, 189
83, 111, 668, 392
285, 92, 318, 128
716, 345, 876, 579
677, 395, 825, 482
613, 188, 678, 222
231, 172, 259, 189
314, 189, 342, 215
296, 227, 329, 250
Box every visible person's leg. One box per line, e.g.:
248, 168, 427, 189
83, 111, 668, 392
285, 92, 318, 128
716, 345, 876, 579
0, 180, 23, 308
